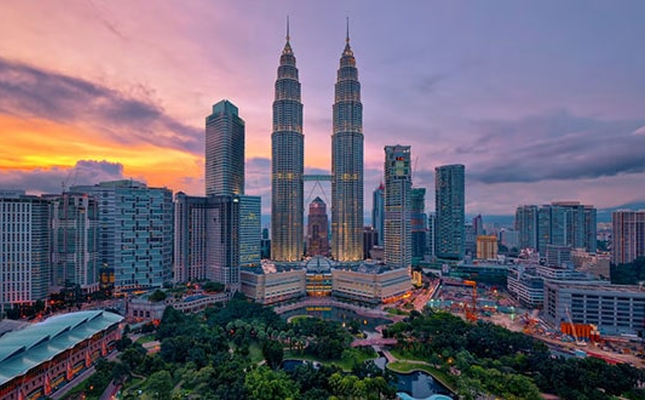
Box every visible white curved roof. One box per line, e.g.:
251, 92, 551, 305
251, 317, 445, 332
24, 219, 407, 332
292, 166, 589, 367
0, 310, 123, 386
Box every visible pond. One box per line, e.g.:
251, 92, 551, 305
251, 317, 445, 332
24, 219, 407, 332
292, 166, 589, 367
393, 370, 454, 400
281, 305, 391, 331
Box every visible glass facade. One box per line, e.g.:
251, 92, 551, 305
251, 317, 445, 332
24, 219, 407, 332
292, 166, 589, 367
271, 33, 304, 262
331, 34, 364, 262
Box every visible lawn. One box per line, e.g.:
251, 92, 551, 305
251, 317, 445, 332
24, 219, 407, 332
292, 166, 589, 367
387, 361, 456, 393
389, 348, 428, 362
283, 347, 377, 372
135, 334, 156, 344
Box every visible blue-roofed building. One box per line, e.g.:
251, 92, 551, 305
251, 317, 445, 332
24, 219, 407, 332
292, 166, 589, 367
0, 310, 123, 399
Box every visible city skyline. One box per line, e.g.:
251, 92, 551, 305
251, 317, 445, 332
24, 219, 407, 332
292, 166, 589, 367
1, 1, 645, 216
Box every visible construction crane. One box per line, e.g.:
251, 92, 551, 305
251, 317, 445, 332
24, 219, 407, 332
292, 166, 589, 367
463, 280, 478, 322
565, 305, 587, 347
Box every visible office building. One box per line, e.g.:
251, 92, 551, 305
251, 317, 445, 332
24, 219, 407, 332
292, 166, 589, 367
612, 210, 645, 265
517, 202, 597, 255
515, 205, 538, 250
48, 193, 99, 292
499, 229, 520, 251
71, 180, 173, 290
271, 24, 304, 262
173, 192, 209, 283
363, 226, 378, 260
435, 164, 465, 260
238, 196, 261, 268
306, 197, 330, 257
476, 235, 498, 260
543, 281, 645, 336
426, 213, 436, 260
331, 26, 364, 262
0, 192, 50, 309
205, 100, 245, 196
546, 244, 572, 268
174, 193, 259, 289
383, 145, 412, 269
372, 183, 384, 246
410, 188, 427, 260
507, 263, 604, 308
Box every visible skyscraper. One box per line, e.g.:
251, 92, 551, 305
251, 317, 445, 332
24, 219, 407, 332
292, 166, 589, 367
519, 202, 597, 255
435, 164, 465, 260
372, 183, 384, 247
612, 211, 645, 265
205, 100, 245, 196
426, 213, 437, 260
410, 187, 427, 260
271, 21, 304, 262
48, 192, 99, 291
306, 197, 330, 256
515, 205, 538, 250
332, 22, 363, 262
173, 192, 209, 283
71, 180, 174, 289
0, 192, 50, 310
384, 145, 412, 269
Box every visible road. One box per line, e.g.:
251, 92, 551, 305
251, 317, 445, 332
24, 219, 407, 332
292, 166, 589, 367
50, 351, 120, 399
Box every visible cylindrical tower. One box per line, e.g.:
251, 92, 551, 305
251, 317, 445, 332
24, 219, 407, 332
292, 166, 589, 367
331, 22, 364, 262
271, 22, 304, 261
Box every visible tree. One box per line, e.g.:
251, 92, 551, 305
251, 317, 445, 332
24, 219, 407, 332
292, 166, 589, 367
244, 366, 299, 400
149, 290, 167, 303
145, 370, 173, 400
262, 340, 284, 370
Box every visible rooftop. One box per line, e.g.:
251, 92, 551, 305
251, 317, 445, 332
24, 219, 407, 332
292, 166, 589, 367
0, 310, 123, 386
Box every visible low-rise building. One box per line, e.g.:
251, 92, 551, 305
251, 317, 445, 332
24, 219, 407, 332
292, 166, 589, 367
0, 310, 122, 400
239, 257, 413, 306
507, 263, 606, 308
240, 263, 306, 305
571, 249, 610, 279
127, 291, 229, 321
543, 282, 645, 336
332, 263, 412, 304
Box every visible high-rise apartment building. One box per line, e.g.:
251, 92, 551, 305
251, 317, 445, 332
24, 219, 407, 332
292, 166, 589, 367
426, 213, 436, 260
331, 27, 364, 262
476, 235, 498, 260
205, 100, 245, 196
515, 205, 538, 250
372, 184, 384, 247
173, 193, 260, 288
47, 193, 99, 291
384, 145, 412, 269
71, 180, 173, 290
435, 164, 465, 260
271, 25, 304, 262
306, 197, 330, 257
0, 192, 50, 309
410, 188, 427, 260
173, 192, 209, 283
612, 211, 645, 265
516, 202, 597, 255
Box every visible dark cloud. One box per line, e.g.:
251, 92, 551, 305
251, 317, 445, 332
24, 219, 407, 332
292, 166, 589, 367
465, 110, 645, 184
0, 159, 124, 194
0, 57, 202, 153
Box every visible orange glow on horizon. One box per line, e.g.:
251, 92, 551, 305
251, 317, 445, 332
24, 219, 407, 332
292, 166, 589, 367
0, 114, 203, 193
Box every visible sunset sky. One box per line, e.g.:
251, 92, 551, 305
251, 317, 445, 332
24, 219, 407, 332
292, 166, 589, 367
1, 1, 644, 217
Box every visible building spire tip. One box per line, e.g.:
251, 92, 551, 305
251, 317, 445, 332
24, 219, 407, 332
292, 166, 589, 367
286, 15, 290, 42
346, 16, 350, 43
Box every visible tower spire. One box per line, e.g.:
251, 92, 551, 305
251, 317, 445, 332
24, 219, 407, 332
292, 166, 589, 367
286, 15, 290, 42
282, 15, 293, 55
346, 16, 350, 43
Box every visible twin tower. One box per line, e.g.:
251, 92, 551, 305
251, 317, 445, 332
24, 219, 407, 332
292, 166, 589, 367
271, 22, 364, 262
